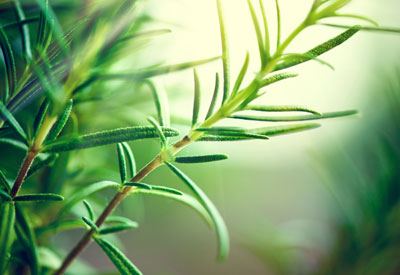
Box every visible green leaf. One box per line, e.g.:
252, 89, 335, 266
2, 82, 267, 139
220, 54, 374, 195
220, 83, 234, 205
247, 0, 266, 67
205, 73, 220, 119
121, 142, 136, 178
145, 80, 170, 127
33, 99, 49, 139
259, 0, 270, 59
216, 0, 230, 103
0, 138, 28, 151
320, 23, 400, 34
99, 223, 138, 235
59, 181, 120, 218
117, 143, 127, 184
14, 0, 33, 61
260, 72, 298, 88
82, 216, 98, 233
0, 201, 15, 273
26, 153, 58, 178
253, 123, 321, 136
150, 185, 183, 196
278, 53, 335, 70
147, 117, 168, 148
244, 105, 321, 115
3, 17, 39, 29
274, 25, 360, 71
231, 110, 357, 122
0, 101, 28, 142
0, 188, 11, 201
46, 99, 73, 141
106, 216, 138, 226
192, 69, 201, 127
83, 200, 94, 221
94, 237, 142, 275
231, 52, 250, 97
196, 127, 269, 140
37, 247, 61, 270
275, 0, 281, 48
43, 126, 179, 153
166, 163, 229, 261
36, 219, 86, 236
124, 182, 151, 189
332, 14, 378, 26
175, 154, 228, 164
0, 26, 17, 100
14, 205, 39, 275
198, 134, 265, 142
14, 193, 64, 202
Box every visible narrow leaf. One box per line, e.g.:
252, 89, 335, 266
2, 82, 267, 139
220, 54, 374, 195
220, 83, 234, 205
14, 0, 33, 61
205, 73, 220, 119
278, 53, 335, 70
99, 224, 138, 235
253, 123, 321, 136
82, 216, 98, 233
121, 142, 136, 178
192, 69, 201, 127
147, 117, 167, 148
274, 25, 360, 71
245, 105, 321, 115
124, 182, 151, 189
117, 143, 127, 184
260, 72, 298, 87
3, 17, 39, 29
14, 193, 64, 202
175, 154, 228, 164
106, 216, 138, 226
216, 0, 230, 103
46, 99, 73, 141
0, 26, 17, 100
33, 99, 49, 139
83, 200, 94, 221
320, 23, 400, 34
196, 127, 269, 140
0, 138, 28, 151
333, 14, 378, 26
94, 237, 142, 275
166, 163, 229, 261
0, 188, 11, 201
259, 0, 270, 59
231, 52, 250, 97
150, 185, 183, 196
275, 0, 281, 48
0, 101, 28, 142
231, 110, 357, 122
43, 126, 179, 153
0, 201, 15, 273
59, 181, 120, 217
146, 80, 169, 127
247, 0, 266, 67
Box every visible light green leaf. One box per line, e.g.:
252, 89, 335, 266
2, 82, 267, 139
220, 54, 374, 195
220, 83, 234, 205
259, 0, 270, 59
244, 105, 321, 115
260, 72, 298, 88
247, 0, 266, 67
274, 25, 360, 71
43, 126, 179, 153
196, 127, 269, 140
14, 193, 64, 202
124, 182, 151, 189
166, 163, 229, 261
275, 0, 281, 48
121, 142, 136, 178
94, 237, 142, 275
145, 80, 170, 127
253, 123, 321, 136
206, 73, 220, 119
320, 23, 400, 34
83, 200, 94, 221
175, 154, 228, 164
231, 52, 250, 97
0, 101, 28, 142
46, 99, 73, 141
147, 117, 168, 148
33, 99, 49, 139
150, 185, 183, 196
216, 0, 230, 103
192, 69, 201, 127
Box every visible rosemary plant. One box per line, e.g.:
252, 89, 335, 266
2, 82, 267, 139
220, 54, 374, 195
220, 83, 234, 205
0, 0, 399, 274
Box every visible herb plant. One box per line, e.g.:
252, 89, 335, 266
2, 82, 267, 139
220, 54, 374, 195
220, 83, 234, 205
0, 0, 398, 274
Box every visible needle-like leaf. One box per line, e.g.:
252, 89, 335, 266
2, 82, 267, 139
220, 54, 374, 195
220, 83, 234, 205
99, 223, 138, 235
206, 73, 220, 119
196, 127, 269, 140
0, 101, 28, 142
259, 0, 270, 59
94, 237, 142, 275
231, 52, 250, 97
121, 142, 136, 178
175, 154, 228, 164
33, 99, 49, 139
82, 216, 98, 233
275, 0, 281, 48
46, 99, 73, 141
124, 182, 152, 189
150, 185, 183, 196
146, 80, 169, 127
192, 69, 201, 127
14, 193, 64, 202
147, 117, 168, 148
14, 0, 33, 61
83, 200, 94, 221
0, 26, 17, 100
166, 163, 229, 261
0, 201, 15, 273
247, 0, 266, 67
216, 0, 230, 103
43, 126, 179, 153
260, 72, 298, 87
244, 105, 321, 115
117, 143, 127, 184
320, 23, 400, 34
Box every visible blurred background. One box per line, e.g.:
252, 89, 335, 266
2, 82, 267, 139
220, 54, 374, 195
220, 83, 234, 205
2, 0, 400, 274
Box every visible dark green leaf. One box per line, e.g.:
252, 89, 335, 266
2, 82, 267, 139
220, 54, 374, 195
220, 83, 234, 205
33, 99, 49, 139
0, 188, 11, 201
166, 163, 229, 261
14, 0, 33, 61
14, 193, 64, 202
3, 17, 39, 29
192, 69, 201, 127
274, 25, 360, 71
46, 99, 73, 141
150, 185, 183, 196
260, 72, 298, 88
196, 127, 269, 140
146, 80, 169, 127
94, 237, 142, 275
83, 200, 94, 221
82, 216, 98, 233
99, 224, 138, 235
0, 201, 15, 273
0, 26, 17, 100
124, 182, 151, 189
117, 143, 127, 184
205, 73, 220, 119
247, 0, 266, 67
0, 138, 28, 151
59, 181, 120, 217
43, 126, 179, 153
0, 101, 28, 142
231, 110, 357, 122
121, 142, 136, 178
244, 105, 321, 115
175, 154, 228, 164
147, 117, 167, 148
216, 0, 230, 103
231, 52, 250, 97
